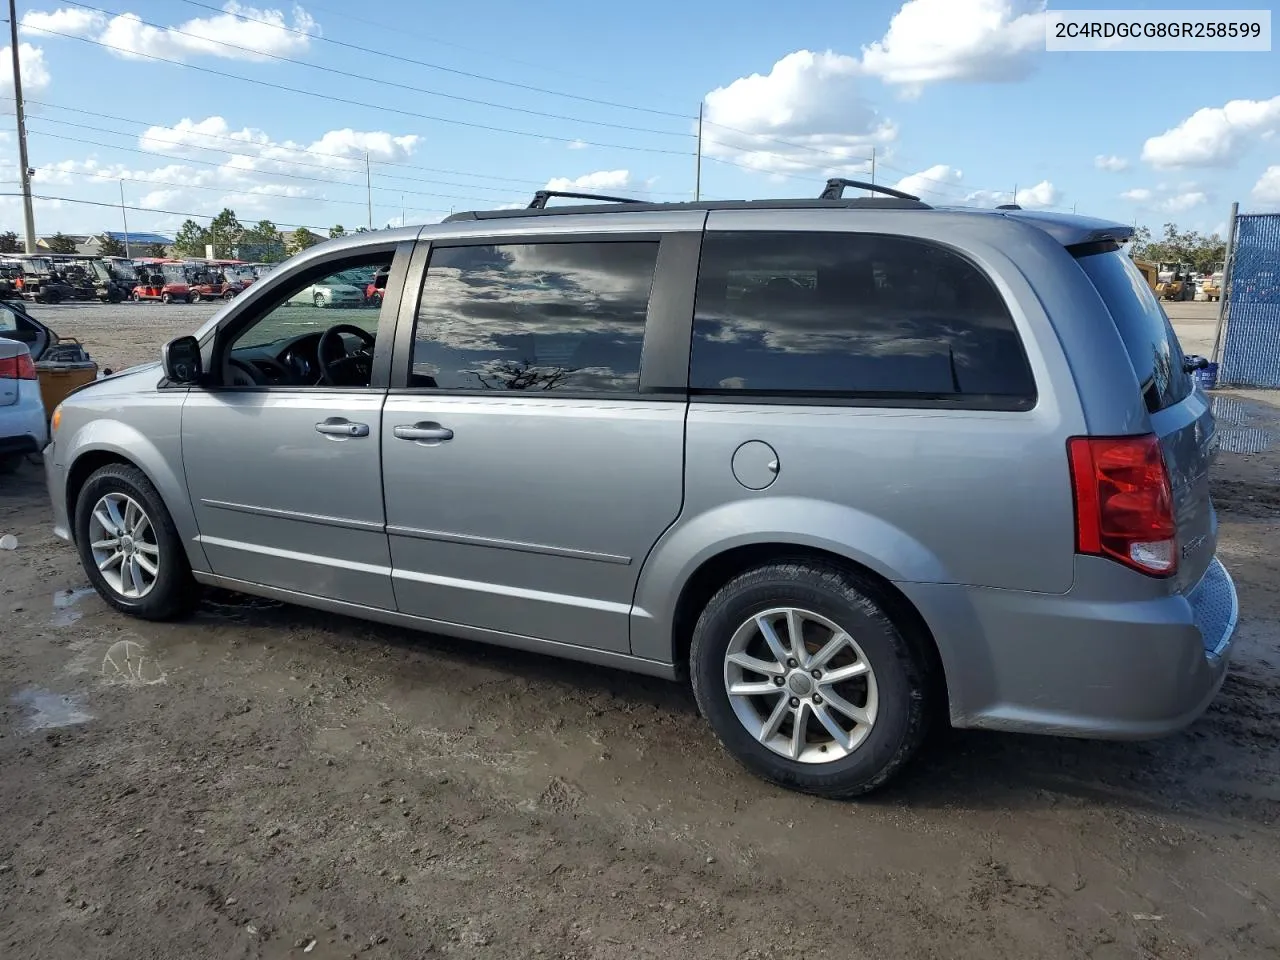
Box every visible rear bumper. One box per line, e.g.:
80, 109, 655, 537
904, 556, 1239, 739
1, 388, 49, 458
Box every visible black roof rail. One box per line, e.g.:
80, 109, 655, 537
996, 203, 1022, 210
528, 189, 643, 210
820, 178, 920, 202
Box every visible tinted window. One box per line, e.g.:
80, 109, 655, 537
411, 241, 657, 393
690, 232, 1035, 405
1077, 250, 1191, 413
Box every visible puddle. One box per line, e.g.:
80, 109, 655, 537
101, 639, 166, 686
51, 587, 97, 627
10, 687, 94, 731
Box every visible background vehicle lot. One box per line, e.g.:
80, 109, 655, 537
2, 301, 1279, 958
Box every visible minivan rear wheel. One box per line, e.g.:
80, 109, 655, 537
690, 561, 931, 798
74, 463, 199, 621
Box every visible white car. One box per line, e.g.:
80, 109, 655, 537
0, 339, 47, 473
287, 281, 365, 308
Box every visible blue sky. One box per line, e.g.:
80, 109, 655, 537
1, 0, 1275, 238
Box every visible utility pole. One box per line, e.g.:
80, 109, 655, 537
1012, 183, 1018, 205
9, 0, 37, 254
118, 181, 131, 258
401, 194, 405, 227
694, 103, 703, 202
365, 152, 372, 229
868, 148, 876, 195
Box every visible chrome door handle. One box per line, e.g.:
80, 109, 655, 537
315, 417, 370, 438
393, 422, 454, 443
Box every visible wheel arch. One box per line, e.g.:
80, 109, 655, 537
62, 432, 208, 574
666, 542, 947, 713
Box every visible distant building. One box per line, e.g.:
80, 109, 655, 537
35, 232, 174, 256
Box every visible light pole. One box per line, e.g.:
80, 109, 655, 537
119, 180, 131, 258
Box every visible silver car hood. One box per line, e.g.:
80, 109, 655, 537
67, 360, 164, 401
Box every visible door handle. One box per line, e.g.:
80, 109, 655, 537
393, 422, 454, 443
315, 417, 370, 438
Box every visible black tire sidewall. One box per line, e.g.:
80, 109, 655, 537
73, 464, 195, 620
690, 564, 927, 798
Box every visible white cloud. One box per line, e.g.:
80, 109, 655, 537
1121, 188, 1153, 202
19, 8, 106, 36
0, 44, 52, 112
1141, 96, 1280, 168
859, 0, 1046, 92
545, 170, 631, 192
138, 116, 419, 178
1095, 154, 1129, 172
1015, 180, 1059, 209
1253, 166, 1280, 203
567, 139, 588, 151
893, 164, 963, 199
22, 3, 318, 63
702, 50, 895, 177
1161, 191, 1207, 213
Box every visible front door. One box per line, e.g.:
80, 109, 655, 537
381, 235, 688, 653
182, 249, 402, 609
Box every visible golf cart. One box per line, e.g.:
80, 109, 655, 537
132, 261, 192, 304
10, 256, 75, 303
186, 262, 245, 302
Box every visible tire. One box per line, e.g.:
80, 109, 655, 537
133, 291, 142, 302
0, 454, 21, 475
313, 292, 327, 308
191, 291, 202, 303
161, 292, 172, 304
73, 463, 199, 621
689, 561, 932, 799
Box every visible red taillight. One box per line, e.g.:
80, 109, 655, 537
0, 351, 37, 380
1067, 434, 1177, 577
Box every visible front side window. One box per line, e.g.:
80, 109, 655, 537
223, 254, 389, 388
409, 240, 658, 394
690, 231, 1036, 406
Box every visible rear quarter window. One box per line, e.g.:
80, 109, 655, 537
689, 231, 1036, 408
1076, 250, 1191, 413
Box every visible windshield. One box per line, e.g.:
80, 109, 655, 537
161, 264, 186, 283
1077, 249, 1191, 414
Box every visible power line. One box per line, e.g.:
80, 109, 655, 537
57, 1, 691, 140
17, 98, 699, 198
169, 0, 690, 119
44, 2, 899, 173
0, 191, 334, 230
26, 125, 522, 207
19, 21, 695, 156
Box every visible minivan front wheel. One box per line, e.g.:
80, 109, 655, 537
74, 463, 198, 620
690, 561, 931, 798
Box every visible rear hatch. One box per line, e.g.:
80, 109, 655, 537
1075, 249, 1216, 591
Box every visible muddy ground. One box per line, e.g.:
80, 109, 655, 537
1, 303, 1278, 959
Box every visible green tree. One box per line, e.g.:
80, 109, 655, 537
207, 207, 243, 258
46, 232, 79, 254
98, 234, 127, 257
1132, 222, 1227, 274
329, 224, 346, 239
145, 243, 169, 258
0, 231, 19, 253
285, 226, 320, 256
173, 218, 209, 257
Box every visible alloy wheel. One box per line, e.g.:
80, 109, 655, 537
87, 492, 160, 600
723, 607, 879, 764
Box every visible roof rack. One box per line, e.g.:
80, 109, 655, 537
820, 178, 920, 202
996, 203, 1022, 210
528, 189, 643, 210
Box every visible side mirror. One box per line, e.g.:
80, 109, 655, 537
163, 335, 202, 384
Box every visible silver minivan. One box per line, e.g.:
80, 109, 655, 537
44, 181, 1238, 796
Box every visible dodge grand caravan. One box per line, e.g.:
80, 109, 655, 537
43, 180, 1238, 797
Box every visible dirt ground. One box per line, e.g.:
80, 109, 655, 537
1, 303, 1279, 959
